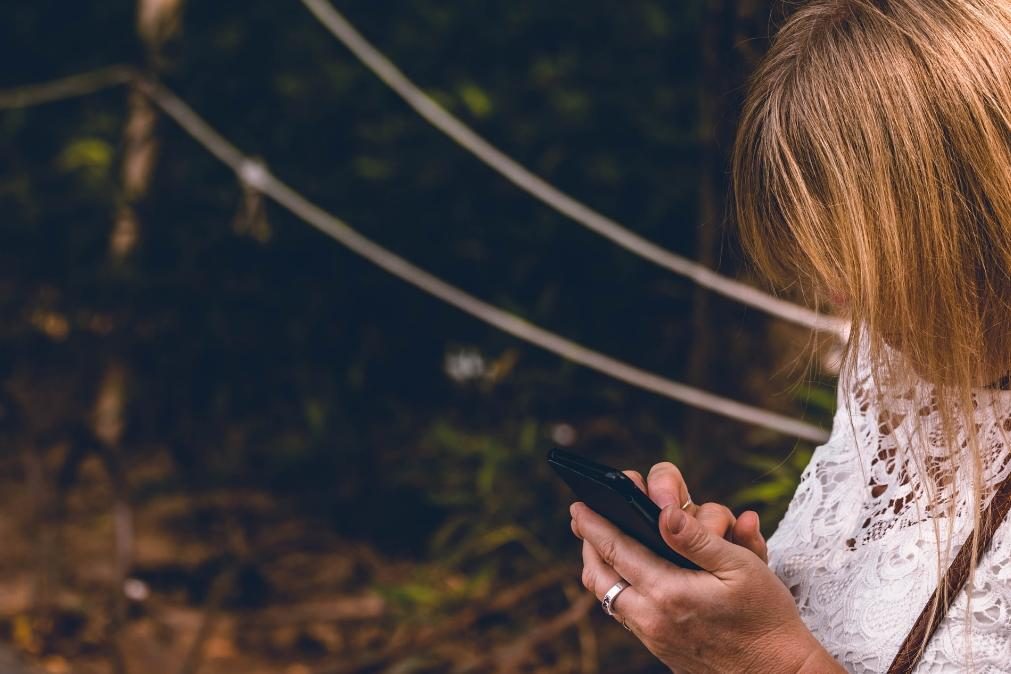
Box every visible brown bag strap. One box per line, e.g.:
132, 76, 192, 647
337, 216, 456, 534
886, 472, 1011, 673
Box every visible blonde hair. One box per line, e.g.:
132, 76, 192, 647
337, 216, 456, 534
733, 0, 1011, 665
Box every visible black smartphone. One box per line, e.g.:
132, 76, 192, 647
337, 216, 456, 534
548, 448, 699, 570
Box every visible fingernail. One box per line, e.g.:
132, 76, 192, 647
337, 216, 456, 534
751, 512, 764, 538
569, 502, 579, 517
668, 506, 686, 534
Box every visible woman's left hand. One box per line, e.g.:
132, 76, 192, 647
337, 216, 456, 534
570, 500, 842, 674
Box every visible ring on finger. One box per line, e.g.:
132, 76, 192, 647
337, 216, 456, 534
601, 579, 630, 617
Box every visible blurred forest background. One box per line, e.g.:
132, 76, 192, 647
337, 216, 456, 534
0, 1, 840, 673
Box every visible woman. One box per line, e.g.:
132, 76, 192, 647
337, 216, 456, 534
570, 1, 1011, 671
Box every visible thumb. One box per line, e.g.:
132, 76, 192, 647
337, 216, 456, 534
731, 510, 768, 563
659, 504, 750, 574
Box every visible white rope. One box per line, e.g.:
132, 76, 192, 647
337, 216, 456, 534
299, 0, 848, 338
0, 66, 135, 109
0, 70, 833, 440
136, 77, 832, 444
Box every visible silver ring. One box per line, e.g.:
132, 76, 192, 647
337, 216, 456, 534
681, 496, 693, 510
601, 579, 630, 617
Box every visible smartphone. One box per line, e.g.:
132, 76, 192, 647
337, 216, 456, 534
548, 447, 699, 570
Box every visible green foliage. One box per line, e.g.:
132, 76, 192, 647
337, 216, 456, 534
797, 381, 839, 418
352, 155, 395, 180
57, 137, 116, 197
456, 82, 494, 119
403, 419, 553, 528
377, 564, 494, 617
0, 1, 833, 668
730, 380, 836, 527
730, 446, 814, 528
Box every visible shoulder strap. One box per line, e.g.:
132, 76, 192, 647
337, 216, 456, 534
887, 472, 1011, 673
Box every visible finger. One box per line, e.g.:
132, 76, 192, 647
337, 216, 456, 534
731, 510, 768, 563
570, 502, 666, 589
622, 470, 647, 493
658, 503, 752, 578
581, 539, 649, 628
646, 462, 694, 513
695, 502, 736, 541
581, 539, 647, 608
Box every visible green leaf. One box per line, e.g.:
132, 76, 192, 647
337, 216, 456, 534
795, 383, 838, 416
352, 156, 394, 180
457, 82, 493, 119
733, 480, 794, 505
57, 137, 113, 182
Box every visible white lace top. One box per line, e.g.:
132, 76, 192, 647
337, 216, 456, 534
767, 334, 1011, 672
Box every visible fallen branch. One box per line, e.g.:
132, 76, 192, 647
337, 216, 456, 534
563, 582, 598, 674
452, 593, 597, 673
245, 595, 386, 626
317, 567, 571, 674
175, 562, 239, 674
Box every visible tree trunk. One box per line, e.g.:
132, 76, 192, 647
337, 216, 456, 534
685, 0, 731, 457
96, 3, 185, 671
111, 0, 184, 259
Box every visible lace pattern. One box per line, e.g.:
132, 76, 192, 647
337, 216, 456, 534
767, 333, 1011, 672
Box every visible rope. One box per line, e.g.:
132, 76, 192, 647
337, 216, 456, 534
0, 66, 136, 109
299, 0, 848, 338
134, 77, 832, 443
0, 69, 833, 440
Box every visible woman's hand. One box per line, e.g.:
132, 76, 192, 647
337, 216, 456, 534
619, 462, 768, 562
570, 463, 843, 674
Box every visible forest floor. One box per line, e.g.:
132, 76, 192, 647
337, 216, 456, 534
0, 445, 663, 674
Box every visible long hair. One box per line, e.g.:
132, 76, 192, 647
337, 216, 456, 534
733, 0, 1011, 665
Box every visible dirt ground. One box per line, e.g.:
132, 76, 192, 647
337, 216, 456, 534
0, 445, 657, 674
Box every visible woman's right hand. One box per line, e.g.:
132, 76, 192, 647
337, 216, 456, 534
622, 462, 768, 563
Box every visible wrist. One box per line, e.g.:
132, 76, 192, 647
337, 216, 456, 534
747, 626, 841, 674
794, 642, 844, 674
